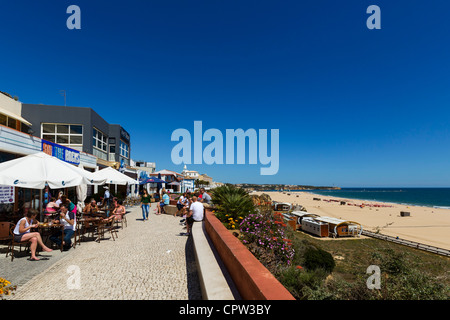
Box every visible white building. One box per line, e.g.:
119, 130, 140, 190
181, 165, 199, 179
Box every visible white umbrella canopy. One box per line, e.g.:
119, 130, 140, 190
0, 152, 106, 189
92, 166, 138, 185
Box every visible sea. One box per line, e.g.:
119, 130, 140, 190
285, 188, 450, 209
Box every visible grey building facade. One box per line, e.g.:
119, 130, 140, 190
21, 104, 131, 166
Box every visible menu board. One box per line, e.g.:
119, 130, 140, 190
0, 185, 15, 204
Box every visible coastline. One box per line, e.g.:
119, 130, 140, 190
304, 190, 450, 210
254, 191, 450, 251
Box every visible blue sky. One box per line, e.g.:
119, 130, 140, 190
1, 1, 450, 187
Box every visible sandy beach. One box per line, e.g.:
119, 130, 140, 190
253, 191, 450, 250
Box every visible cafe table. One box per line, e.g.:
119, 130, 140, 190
37, 222, 65, 252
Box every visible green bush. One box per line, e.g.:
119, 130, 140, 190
279, 266, 331, 300
303, 247, 335, 273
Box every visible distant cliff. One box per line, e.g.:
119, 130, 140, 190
236, 184, 340, 191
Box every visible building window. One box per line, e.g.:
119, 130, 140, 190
0, 113, 23, 131
93, 127, 108, 160
41, 123, 83, 151
0, 114, 7, 126
7, 117, 16, 129
120, 140, 129, 159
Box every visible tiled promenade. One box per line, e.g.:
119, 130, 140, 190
1, 204, 202, 300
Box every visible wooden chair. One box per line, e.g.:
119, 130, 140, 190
0, 222, 12, 250
114, 212, 127, 229
80, 219, 97, 242
7, 223, 30, 262
72, 222, 81, 248
98, 218, 117, 242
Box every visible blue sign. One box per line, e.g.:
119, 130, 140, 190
42, 140, 80, 165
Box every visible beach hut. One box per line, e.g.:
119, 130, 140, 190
290, 211, 320, 226
301, 217, 329, 237
314, 216, 363, 238
272, 201, 292, 211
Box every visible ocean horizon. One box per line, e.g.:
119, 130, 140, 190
272, 188, 450, 209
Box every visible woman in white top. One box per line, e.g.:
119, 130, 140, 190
176, 193, 187, 217
14, 209, 53, 261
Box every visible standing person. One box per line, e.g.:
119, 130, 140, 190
103, 186, 111, 217
140, 189, 151, 221
182, 196, 204, 236
13, 209, 53, 261
43, 186, 51, 209
50, 204, 76, 250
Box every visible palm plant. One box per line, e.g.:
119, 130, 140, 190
211, 184, 256, 227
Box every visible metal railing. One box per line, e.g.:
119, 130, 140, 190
361, 230, 450, 257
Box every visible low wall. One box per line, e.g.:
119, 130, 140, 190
204, 209, 295, 300
192, 222, 236, 300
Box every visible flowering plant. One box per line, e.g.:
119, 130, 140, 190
212, 184, 256, 229
239, 212, 295, 266
0, 278, 16, 299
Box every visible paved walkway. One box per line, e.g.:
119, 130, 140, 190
1, 204, 202, 300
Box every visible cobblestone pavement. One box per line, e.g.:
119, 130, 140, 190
3, 204, 202, 300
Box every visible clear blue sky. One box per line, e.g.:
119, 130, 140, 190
1, 1, 450, 187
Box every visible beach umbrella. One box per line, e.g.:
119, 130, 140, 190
139, 177, 166, 185
91, 166, 139, 185
0, 152, 105, 189
0, 152, 106, 221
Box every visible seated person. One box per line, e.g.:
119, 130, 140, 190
61, 196, 77, 215
50, 204, 76, 250
104, 199, 126, 222
179, 195, 191, 223
83, 198, 99, 215
45, 197, 59, 219
176, 193, 187, 217
182, 196, 204, 236
156, 191, 170, 215
13, 209, 53, 261
199, 188, 212, 208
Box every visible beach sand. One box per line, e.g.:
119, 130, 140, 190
253, 191, 450, 250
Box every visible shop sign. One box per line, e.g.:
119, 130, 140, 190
0, 185, 14, 204
41, 140, 80, 165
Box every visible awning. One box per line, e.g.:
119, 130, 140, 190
0, 106, 32, 126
